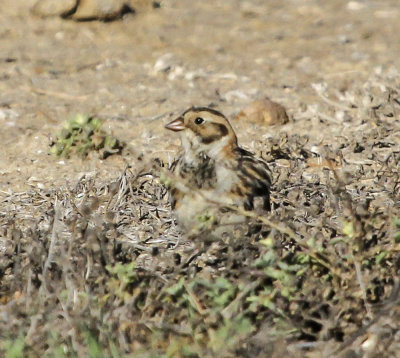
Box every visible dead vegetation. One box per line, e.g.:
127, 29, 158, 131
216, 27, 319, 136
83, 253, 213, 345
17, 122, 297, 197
0, 71, 399, 357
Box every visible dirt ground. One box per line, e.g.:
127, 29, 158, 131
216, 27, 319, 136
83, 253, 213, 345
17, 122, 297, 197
1, 0, 400, 357
0, 0, 399, 190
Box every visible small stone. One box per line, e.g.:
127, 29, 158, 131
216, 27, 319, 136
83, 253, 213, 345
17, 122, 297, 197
153, 53, 177, 73
72, 0, 127, 21
31, 0, 77, 18
32, 0, 156, 20
347, 1, 365, 11
235, 98, 289, 126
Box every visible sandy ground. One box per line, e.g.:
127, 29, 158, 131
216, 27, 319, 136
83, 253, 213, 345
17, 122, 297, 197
1, 0, 399, 191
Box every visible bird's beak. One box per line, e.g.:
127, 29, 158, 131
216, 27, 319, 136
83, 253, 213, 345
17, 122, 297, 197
165, 117, 185, 132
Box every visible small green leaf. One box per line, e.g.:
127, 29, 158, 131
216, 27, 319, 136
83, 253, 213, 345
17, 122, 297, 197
306, 237, 315, 248
330, 236, 345, 245
259, 237, 274, 248
343, 221, 354, 238
166, 277, 185, 296
376, 251, 387, 264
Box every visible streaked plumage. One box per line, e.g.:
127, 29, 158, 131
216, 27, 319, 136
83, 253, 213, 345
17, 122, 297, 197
165, 107, 271, 234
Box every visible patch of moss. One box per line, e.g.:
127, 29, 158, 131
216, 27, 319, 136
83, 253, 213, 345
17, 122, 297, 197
49, 114, 123, 158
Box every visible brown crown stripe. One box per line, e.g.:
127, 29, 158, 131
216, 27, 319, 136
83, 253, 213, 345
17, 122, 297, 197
183, 107, 227, 119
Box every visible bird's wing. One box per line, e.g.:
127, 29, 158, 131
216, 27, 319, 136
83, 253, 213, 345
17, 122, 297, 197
234, 147, 272, 211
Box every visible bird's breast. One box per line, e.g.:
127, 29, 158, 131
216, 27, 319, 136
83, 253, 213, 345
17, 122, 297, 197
214, 162, 240, 193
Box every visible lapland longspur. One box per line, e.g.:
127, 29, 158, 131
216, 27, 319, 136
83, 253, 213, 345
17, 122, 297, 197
165, 107, 271, 234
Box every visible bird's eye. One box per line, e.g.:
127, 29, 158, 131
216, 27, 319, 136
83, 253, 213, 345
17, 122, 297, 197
194, 117, 204, 125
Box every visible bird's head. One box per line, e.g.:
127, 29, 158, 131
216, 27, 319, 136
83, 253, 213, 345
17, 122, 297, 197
165, 107, 238, 159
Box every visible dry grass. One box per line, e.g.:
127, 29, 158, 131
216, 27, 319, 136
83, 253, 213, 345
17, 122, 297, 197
1, 71, 400, 357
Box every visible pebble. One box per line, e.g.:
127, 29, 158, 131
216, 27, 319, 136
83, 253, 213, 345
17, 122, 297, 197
235, 98, 289, 126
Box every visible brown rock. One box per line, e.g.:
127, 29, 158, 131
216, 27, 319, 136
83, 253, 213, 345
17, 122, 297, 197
31, 0, 77, 18
31, 0, 156, 20
236, 98, 289, 126
72, 0, 128, 20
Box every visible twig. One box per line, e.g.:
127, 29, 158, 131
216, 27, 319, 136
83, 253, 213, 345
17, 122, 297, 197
317, 111, 342, 124
221, 280, 259, 319
41, 195, 61, 293
313, 87, 354, 111
354, 258, 372, 318
184, 282, 207, 315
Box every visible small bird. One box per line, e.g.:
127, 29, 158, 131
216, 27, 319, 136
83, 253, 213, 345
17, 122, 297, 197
164, 107, 271, 235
